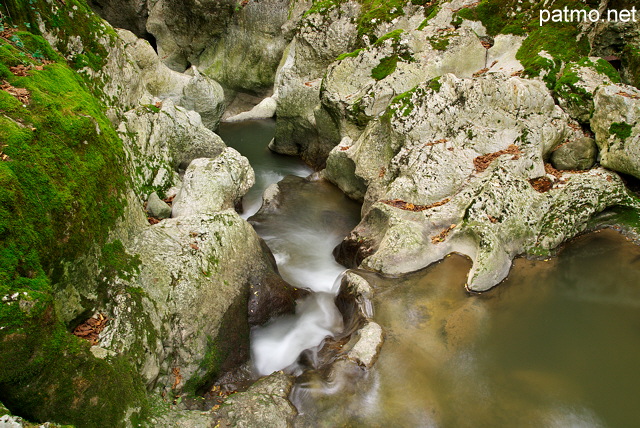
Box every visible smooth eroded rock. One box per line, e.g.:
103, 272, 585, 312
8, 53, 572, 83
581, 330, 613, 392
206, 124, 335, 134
147, 191, 172, 219
171, 148, 255, 217
551, 137, 598, 171
591, 84, 640, 178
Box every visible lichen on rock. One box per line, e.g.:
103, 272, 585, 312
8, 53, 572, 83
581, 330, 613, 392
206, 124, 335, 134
327, 73, 640, 291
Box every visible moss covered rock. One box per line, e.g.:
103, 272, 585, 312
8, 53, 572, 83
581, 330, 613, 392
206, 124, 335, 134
553, 57, 620, 123
214, 372, 297, 428
591, 83, 640, 178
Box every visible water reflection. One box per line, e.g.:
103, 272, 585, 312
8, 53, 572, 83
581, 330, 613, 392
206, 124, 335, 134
217, 119, 312, 218
294, 230, 640, 427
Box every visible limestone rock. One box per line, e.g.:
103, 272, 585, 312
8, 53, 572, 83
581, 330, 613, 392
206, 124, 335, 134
118, 99, 227, 198
101, 211, 296, 391
591, 83, 640, 178
171, 148, 255, 218
214, 372, 297, 428
146, 0, 236, 72
554, 58, 619, 123
273, 2, 525, 168
326, 73, 574, 207
327, 74, 640, 291
199, 0, 293, 94
270, 1, 361, 167
118, 29, 225, 129
147, 192, 172, 219
343, 321, 383, 369
551, 137, 598, 171
88, 0, 149, 38
224, 97, 277, 122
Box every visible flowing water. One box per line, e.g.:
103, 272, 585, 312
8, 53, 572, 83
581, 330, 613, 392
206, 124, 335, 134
218, 120, 361, 375
220, 120, 640, 427
293, 230, 640, 427
217, 119, 312, 219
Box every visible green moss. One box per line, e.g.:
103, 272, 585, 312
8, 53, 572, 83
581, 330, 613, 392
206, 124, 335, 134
3, 0, 115, 74
458, 0, 593, 86
609, 122, 633, 141
142, 104, 161, 114
427, 33, 454, 51
427, 76, 442, 92
0, 311, 148, 428
371, 55, 398, 80
336, 48, 364, 61
0, 7, 148, 426
303, 0, 345, 17
305, 0, 411, 41
349, 97, 369, 126
594, 205, 640, 236
417, 5, 440, 30
553, 58, 621, 121
374, 29, 404, 46
356, 0, 407, 39
593, 58, 621, 83
100, 240, 141, 281
622, 45, 640, 89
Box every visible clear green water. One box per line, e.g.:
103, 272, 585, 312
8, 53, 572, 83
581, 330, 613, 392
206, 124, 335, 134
218, 119, 312, 218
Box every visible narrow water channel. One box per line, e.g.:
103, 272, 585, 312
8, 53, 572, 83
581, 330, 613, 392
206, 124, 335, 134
220, 120, 640, 427
218, 120, 361, 375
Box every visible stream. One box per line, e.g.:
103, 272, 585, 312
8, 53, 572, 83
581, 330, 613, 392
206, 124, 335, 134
220, 120, 640, 427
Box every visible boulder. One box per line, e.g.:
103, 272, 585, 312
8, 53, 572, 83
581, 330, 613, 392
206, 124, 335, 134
101, 211, 296, 392
171, 148, 255, 218
591, 83, 640, 178
214, 372, 297, 428
118, 99, 227, 198
147, 192, 172, 219
551, 137, 598, 171
553, 58, 620, 123
342, 321, 383, 369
